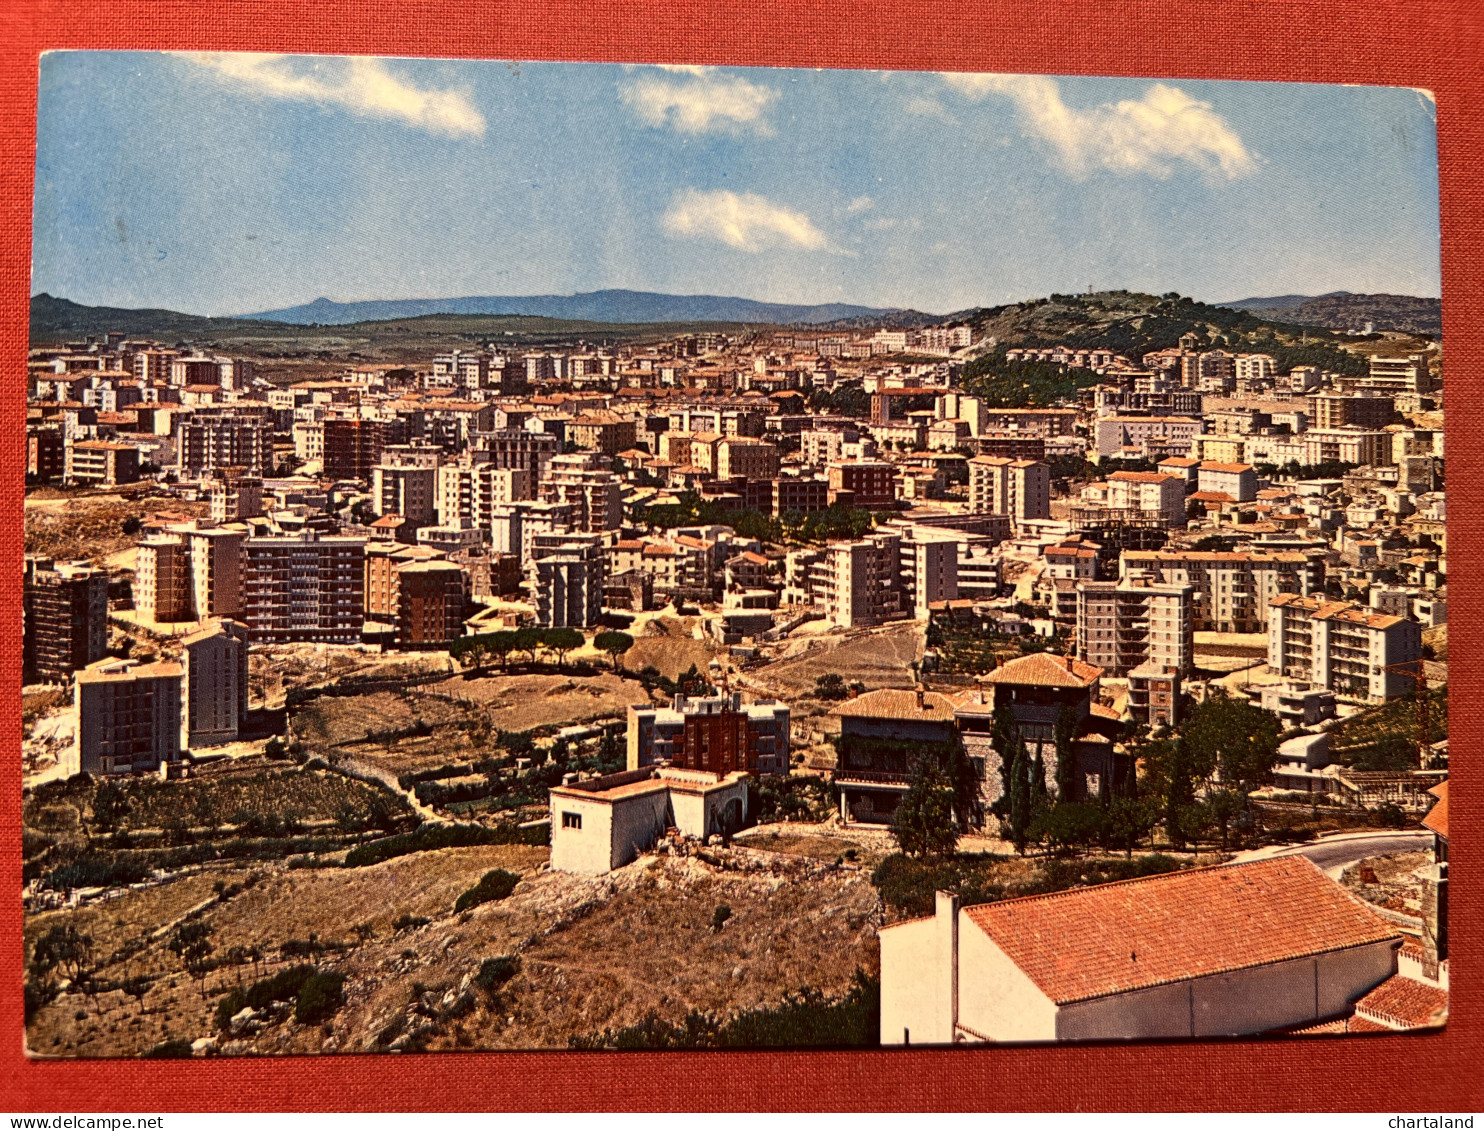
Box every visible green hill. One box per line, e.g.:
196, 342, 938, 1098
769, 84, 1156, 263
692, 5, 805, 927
955, 290, 1383, 408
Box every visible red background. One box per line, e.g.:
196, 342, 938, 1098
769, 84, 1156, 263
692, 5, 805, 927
1, 0, 1479, 1111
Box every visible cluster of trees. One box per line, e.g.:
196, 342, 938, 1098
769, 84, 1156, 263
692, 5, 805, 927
960, 356, 1101, 409
636, 491, 875, 547
450, 627, 586, 671
889, 689, 1282, 860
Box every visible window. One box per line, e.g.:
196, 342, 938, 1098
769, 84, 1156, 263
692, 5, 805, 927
561, 811, 582, 830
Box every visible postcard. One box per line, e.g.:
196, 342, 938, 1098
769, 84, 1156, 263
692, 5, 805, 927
22, 51, 1447, 1057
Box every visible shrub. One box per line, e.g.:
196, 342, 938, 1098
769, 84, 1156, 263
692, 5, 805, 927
294, 971, 347, 1024
454, 869, 520, 913
712, 905, 732, 933
215, 965, 318, 1030
392, 914, 431, 931
473, 955, 520, 994
142, 1039, 194, 1058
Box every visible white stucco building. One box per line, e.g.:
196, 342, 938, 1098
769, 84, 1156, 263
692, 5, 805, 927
880, 856, 1402, 1045
548, 765, 751, 874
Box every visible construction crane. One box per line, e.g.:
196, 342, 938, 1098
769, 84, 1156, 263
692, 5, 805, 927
1383, 658, 1438, 767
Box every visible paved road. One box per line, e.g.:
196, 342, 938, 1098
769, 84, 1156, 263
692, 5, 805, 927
1235, 830, 1433, 877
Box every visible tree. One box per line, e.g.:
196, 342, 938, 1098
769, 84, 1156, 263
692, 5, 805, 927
1203, 788, 1247, 850
486, 630, 519, 668
91, 779, 129, 831
991, 704, 1019, 816
30, 924, 93, 989
1053, 704, 1078, 802
168, 921, 214, 999
1106, 795, 1159, 857
540, 627, 584, 667
512, 627, 542, 665
594, 631, 634, 671
813, 673, 848, 701
1163, 740, 1197, 850
1181, 689, 1280, 791
1007, 738, 1032, 854
1031, 801, 1104, 855
891, 757, 958, 858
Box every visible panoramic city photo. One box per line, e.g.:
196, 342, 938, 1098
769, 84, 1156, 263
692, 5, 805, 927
22, 52, 1447, 1056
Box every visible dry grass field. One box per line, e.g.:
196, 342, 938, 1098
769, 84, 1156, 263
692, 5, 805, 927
24, 490, 208, 565
751, 621, 924, 699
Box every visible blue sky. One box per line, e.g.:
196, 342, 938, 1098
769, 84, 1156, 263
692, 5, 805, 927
30, 52, 1441, 316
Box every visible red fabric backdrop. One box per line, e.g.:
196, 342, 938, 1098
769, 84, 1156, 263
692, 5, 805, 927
1, 0, 1479, 1111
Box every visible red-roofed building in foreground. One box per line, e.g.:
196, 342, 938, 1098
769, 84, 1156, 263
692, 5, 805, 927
880, 856, 1404, 1044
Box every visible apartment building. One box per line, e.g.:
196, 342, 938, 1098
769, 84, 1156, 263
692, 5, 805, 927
911, 536, 959, 618
1302, 428, 1393, 467
771, 475, 829, 517
1362, 354, 1434, 396
818, 535, 902, 628
540, 452, 624, 533
136, 535, 194, 623
373, 460, 439, 527
968, 456, 1051, 525
1308, 393, 1396, 431
1093, 414, 1202, 458
800, 428, 854, 466
1104, 471, 1187, 526
180, 618, 249, 748
67, 439, 141, 486
135, 526, 244, 623
1120, 549, 1324, 633
242, 532, 366, 644
568, 412, 638, 456
396, 559, 467, 648
176, 411, 273, 475
23, 557, 109, 684
480, 428, 558, 482
627, 691, 791, 776
72, 660, 183, 776
1268, 594, 1424, 703
363, 542, 446, 621
531, 532, 605, 629
828, 460, 896, 508
322, 418, 387, 480
1075, 575, 1194, 678
716, 437, 780, 481
206, 467, 263, 522
1196, 461, 1258, 503
435, 460, 531, 528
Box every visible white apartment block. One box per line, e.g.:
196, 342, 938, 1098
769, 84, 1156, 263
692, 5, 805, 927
1196, 461, 1258, 503
1075, 576, 1194, 677
1105, 471, 1187, 526
436, 461, 532, 528
540, 453, 624, 533
1302, 428, 1393, 467
1093, 414, 1202, 459
373, 462, 438, 527
1268, 594, 1423, 703
819, 538, 896, 628
1121, 550, 1324, 633
968, 457, 1050, 526
912, 537, 959, 618
531, 532, 605, 629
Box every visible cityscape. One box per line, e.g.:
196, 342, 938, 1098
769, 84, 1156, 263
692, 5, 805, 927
22, 54, 1446, 1056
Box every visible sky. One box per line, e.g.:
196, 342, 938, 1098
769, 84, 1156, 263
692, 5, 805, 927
30, 52, 1442, 317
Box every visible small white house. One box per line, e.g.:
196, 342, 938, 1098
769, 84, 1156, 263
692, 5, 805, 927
548, 765, 750, 875
880, 856, 1402, 1045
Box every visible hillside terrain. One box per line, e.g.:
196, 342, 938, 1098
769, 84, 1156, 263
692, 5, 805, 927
1218, 292, 1441, 337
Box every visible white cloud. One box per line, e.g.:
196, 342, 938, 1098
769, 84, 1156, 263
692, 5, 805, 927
621, 67, 777, 135
180, 53, 485, 138
662, 188, 827, 252
940, 73, 1254, 179
846, 195, 875, 214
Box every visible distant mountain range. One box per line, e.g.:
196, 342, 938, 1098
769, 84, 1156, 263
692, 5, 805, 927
1216, 291, 1441, 337
240, 289, 935, 327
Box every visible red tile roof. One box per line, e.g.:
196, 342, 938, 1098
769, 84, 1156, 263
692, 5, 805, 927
980, 652, 1102, 689
833, 688, 965, 721
1352, 974, 1448, 1030
1422, 780, 1448, 839
963, 856, 1400, 1005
